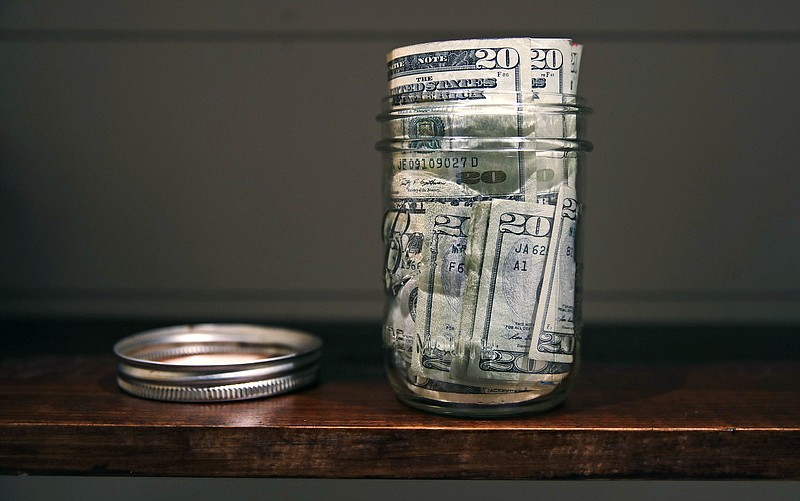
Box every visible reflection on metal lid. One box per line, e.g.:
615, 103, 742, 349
113, 324, 323, 402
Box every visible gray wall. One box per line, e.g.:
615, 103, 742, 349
2, 1, 799, 323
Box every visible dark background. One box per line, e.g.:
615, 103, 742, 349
1, 1, 798, 498
2, 0, 798, 325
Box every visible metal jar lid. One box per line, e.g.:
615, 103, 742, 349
114, 324, 323, 402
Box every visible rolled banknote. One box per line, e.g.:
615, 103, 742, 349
526, 152, 579, 206
389, 149, 529, 201
530, 37, 584, 140
382, 38, 586, 207
384, 100, 585, 141
382, 201, 428, 372
411, 202, 471, 380
387, 38, 578, 106
568, 42, 583, 95
386, 37, 582, 141
452, 201, 491, 364
530, 184, 579, 363
453, 198, 571, 385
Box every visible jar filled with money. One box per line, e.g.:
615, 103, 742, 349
377, 38, 592, 417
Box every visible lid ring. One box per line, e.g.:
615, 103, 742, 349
113, 324, 323, 402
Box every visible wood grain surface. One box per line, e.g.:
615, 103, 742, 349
1, 321, 797, 479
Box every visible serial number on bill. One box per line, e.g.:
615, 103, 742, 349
394, 156, 479, 170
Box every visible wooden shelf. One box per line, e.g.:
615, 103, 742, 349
1, 320, 798, 479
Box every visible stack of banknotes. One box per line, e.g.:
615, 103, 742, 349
379, 38, 590, 405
